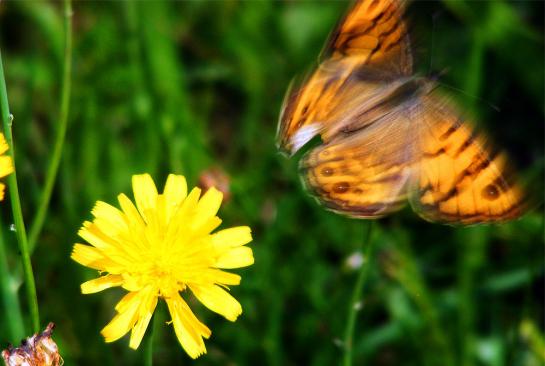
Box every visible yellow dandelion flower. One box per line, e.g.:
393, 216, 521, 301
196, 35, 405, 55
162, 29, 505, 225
71, 174, 254, 358
0, 133, 13, 200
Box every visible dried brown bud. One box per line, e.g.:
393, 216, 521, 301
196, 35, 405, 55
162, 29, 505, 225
2, 322, 62, 366
198, 167, 231, 202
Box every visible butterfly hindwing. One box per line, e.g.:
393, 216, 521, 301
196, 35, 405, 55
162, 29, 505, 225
300, 108, 413, 218
410, 95, 526, 224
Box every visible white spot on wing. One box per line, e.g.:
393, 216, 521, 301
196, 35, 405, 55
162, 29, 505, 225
291, 123, 321, 153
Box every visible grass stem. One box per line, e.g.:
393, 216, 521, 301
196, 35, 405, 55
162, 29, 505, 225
343, 222, 374, 366
0, 213, 25, 340
28, 0, 72, 252
0, 50, 40, 332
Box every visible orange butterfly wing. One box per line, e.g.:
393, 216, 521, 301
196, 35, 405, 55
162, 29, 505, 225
277, 0, 412, 155
300, 105, 413, 218
410, 96, 526, 224
324, 0, 412, 76
299, 90, 527, 223
278, 0, 527, 224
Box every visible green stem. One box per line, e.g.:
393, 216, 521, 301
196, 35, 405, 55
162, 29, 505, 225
396, 237, 455, 366
143, 314, 156, 366
28, 0, 72, 252
343, 222, 374, 366
0, 50, 40, 332
0, 214, 25, 341
458, 227, 487, 366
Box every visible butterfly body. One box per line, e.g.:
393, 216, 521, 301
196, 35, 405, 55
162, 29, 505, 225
277, 0, 526, 224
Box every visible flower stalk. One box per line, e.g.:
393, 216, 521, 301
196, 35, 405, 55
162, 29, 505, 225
0, 214, 25, 341
343, 222, 374, 366
143, 314, 155, 366
0, 49, 40, 332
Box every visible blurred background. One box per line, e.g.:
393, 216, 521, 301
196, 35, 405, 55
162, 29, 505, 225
0, 1, 543, 365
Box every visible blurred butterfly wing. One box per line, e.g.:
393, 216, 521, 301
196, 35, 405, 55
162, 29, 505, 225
410, 96, 526, 224
277, 65, 350, 154
278, 0, 413, 155
300, 109, 414, 218
323, 0, 413, 79
279, 0, 527, 224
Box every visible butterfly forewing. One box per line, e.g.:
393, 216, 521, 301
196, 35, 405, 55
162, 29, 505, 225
323, 0, 412, 77
278, 0, 412, 155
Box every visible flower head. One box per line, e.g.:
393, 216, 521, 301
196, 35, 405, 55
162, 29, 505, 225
71, 174, 254, 358
0, 133, 13, 200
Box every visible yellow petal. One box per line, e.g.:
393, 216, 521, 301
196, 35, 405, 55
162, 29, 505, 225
101, 293, 141, 343
128, 313, 153, 350
78, 222, 118, 251
115, 291, 138, 313
163, 174, 188, 221
118, 193, 145, 227
193, 216, 222, 238
215, 246, 254, 269
139, 289, 159, 317
212, 226, 252, 252
71, 243, 125, 272
78, 224, 135, 267
132, 174, 158, 222
0, 133, 8, 154
198, 187, 223, 215
192, 188, 222, 230
117, 194, 149, 253
163, 174, 188, 203
208, 269, 241, 285
179, 187, 201, 217
0, 184, 5, 201
129, 293, 158, 349
165, 188, 201, 241
189, 284, 242, 321
81, 274, 124, 294
91, 201, 128, 237
166, 187, 201, 238
0, 156, 13, 178
166, 294, 210, 359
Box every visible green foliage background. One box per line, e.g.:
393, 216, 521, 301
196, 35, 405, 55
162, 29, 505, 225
0, 1, 543, 365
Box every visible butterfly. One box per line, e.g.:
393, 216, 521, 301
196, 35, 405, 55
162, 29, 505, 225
277, 0, 526, 224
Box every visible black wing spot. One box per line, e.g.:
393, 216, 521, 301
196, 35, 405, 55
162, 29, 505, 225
333, 182, 350, 194
321, 167, 335, 177
482, 184, 499, 201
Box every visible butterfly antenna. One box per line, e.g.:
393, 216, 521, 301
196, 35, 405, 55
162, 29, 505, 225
427, 7, 499, 113
428, 14, 435, 75
436, 81, 501, 112
427, 9, 440, 76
